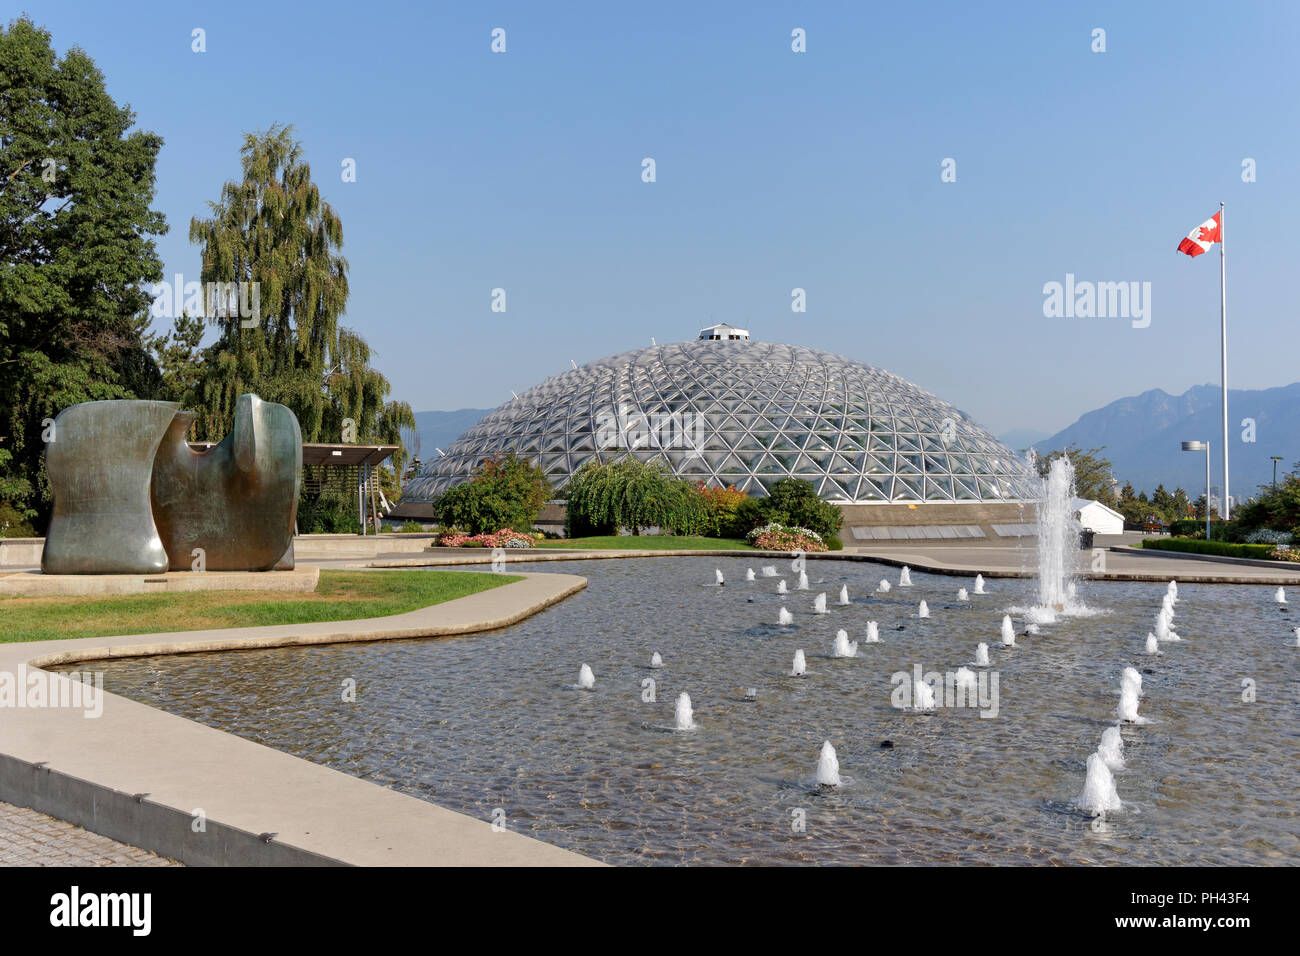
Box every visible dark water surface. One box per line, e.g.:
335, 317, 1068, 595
76, 557, 1300, 865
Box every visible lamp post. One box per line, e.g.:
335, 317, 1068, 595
1182, 441, 1211, 539
1271, 456, 1284, 490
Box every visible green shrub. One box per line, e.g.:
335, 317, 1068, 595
755, 478, 843, 538
399, 520, 425, 533
432, 453, 551, 535
825, 534, 843, 551
297, 494, 362, 534
0, 501, 36, 538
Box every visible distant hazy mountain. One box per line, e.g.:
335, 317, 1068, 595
1032, 383, 1300, 498
998, 428, 1051, 453
408, 408, 490, 460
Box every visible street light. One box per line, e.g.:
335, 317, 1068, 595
1271, 456, 1284, 490
1182, 441, 1211, 539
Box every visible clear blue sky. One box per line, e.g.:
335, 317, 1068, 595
16, 0, 1300, 436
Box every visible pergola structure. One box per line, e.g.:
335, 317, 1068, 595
189, 441, 400, 534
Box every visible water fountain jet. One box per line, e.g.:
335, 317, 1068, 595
1099, 726, 1125, 771
832, 629, 859, 657
1077, 751, 1123, 816
674, 692, 696, 730
816, 741, 841, 787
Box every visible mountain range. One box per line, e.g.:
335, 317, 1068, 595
1026, 383, 1300, 499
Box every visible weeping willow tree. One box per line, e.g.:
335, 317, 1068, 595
564, 456, 706, 536
186, 124, 414, 499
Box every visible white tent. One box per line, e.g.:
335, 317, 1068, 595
1073, 497, 1124, 535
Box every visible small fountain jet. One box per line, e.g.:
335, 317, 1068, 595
816, 741, 842, 787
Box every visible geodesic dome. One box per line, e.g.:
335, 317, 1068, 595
403, 337, 1039, 503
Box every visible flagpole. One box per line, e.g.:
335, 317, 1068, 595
1219, 200, 1230, 521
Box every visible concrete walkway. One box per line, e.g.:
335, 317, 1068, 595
0, 572, 600, 867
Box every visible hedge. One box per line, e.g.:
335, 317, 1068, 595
1140, 538, 1283, 560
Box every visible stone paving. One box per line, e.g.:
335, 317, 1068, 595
0, 800, 180, 866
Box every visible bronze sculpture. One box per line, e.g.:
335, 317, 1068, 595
42, 394, 302, 574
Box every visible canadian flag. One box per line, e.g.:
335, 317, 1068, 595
1177, 211, 1222, 257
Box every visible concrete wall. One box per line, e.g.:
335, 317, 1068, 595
836, 501, 1040, 546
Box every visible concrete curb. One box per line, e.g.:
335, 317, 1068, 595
0, 572, 600, 867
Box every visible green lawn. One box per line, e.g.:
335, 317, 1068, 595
537, 534, 753, 551
0, 570, 520, 643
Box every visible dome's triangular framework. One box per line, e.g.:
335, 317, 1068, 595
404, 339, 1040, 503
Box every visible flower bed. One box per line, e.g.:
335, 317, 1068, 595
438, 529, 542, 549
746, 522, 827, 553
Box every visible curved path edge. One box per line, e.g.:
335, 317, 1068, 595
0, 572, 601, 867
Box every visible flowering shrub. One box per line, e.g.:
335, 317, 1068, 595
1247, 528, 1293, 545
746, 522, 827, 552
1270, 545, 1300, 562
439, 529, 539, 548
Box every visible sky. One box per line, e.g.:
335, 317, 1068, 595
13, 0, 1300, 436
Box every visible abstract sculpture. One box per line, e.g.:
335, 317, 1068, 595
42, 394, 302, 574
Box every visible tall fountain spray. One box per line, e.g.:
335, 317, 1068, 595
778, 607, 794, 626
838, 584, 850, 606
650, 651, 664, 668
865, 621, 880, 643
778, 579, 788, 594
974, 574, 986, 594
745, 568, 756, 582
813, 593, 828, 614
791, 649, 807, 676
578, 664, 595, 689
797, 570, 809, 591
899, 566, 912, 587
957, 588, 969, 601
1036, 456, 1081, 611
974, 643, 990, 666
832, 629, 858, 657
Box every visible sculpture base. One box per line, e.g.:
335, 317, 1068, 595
0, 568, 319, 598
